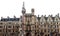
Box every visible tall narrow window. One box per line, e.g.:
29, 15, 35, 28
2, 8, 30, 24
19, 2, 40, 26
8, 26, 11, 28
0, 30, 2, 32
0, 26, 2, 28
44, 29, 46, 32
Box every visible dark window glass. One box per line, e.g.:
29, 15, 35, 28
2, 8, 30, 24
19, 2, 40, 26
8, 30, 11, 32
0, 26, 2, 28
0, 30, 2, 32
8, 26, 11, 28
44, 29, 46, 32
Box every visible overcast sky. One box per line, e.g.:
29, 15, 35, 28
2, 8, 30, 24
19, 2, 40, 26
0, 0, 60, 19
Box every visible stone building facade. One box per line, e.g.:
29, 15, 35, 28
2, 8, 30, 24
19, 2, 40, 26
20, 2, 60, 36
0, 20, 21, 36
0, 2, 60, 36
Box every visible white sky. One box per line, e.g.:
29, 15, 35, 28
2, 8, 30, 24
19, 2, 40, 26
0, 0, 60, 19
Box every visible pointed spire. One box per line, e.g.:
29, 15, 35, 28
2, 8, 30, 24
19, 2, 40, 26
22, 2, 26, 15
23, 2, 24, 7
22, 2, 25, 9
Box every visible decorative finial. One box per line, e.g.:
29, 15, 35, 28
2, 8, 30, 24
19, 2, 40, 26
38, 15, 39, 17
1, 17, 3, 19
14, 15, 16, 18
51, 14, 52, 17
57, 13, 59, 17
7, 16, 10, 19
44, 15, 46, 17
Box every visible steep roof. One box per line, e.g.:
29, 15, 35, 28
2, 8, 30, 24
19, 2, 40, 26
1, 18, 20, 21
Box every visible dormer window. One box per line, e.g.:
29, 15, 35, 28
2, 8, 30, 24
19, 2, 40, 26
55, 18, 58, 22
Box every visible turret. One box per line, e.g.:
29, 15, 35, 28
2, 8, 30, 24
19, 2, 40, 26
22, 2, 26, 15
31, 8, 35, 15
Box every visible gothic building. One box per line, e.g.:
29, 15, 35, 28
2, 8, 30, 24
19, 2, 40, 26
20, 2, 60, 36
0, 2, 60, 36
